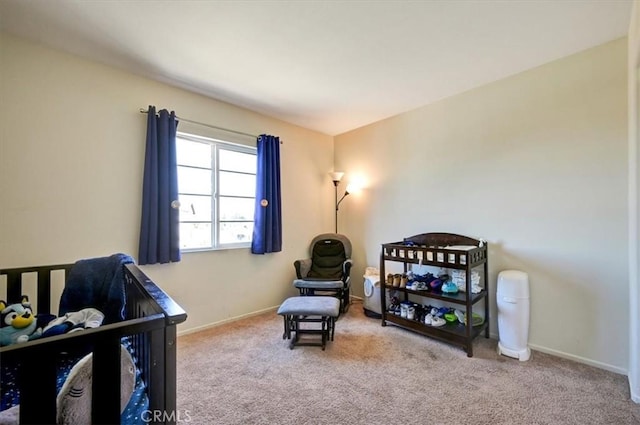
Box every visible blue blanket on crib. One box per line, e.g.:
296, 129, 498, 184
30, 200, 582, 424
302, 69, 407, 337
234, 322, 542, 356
59, 253, 134, 325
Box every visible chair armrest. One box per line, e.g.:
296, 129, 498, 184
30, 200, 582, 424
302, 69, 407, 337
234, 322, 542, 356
343, 259, 353, 285
294, 259, 312, 278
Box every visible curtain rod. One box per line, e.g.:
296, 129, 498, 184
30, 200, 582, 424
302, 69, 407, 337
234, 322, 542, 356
139, 108, 259, 139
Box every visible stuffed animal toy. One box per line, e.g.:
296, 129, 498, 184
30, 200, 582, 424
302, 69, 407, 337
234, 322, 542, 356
56, 344, 135, 424
0, 296, 43, 346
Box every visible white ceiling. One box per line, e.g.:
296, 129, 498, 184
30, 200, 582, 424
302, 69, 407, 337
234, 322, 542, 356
0, 0, 633, 135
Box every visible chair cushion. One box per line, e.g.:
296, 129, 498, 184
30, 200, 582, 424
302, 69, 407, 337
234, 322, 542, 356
293, 279, 344, 290
277, 296, 340, 317
307, 239, 346, 279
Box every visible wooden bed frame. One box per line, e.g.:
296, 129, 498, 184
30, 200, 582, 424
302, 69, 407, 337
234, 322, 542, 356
0, 263, 187, 425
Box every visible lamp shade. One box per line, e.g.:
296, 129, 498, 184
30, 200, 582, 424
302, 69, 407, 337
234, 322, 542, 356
345, 182, 361, 194
329, 171, 345, 182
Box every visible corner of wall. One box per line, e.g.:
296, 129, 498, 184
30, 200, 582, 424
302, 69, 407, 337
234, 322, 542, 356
628, 0, 640, 405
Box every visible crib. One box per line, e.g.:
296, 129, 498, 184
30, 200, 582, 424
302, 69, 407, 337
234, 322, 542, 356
0, 260, 187, 424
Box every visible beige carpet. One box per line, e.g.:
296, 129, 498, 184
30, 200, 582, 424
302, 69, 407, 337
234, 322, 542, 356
177, 300, 640, 425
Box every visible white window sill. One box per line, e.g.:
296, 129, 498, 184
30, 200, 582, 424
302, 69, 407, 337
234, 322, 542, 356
181, 244, 251, 253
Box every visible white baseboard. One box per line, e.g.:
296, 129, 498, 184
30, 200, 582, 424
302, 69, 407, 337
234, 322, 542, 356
180, 296, 364, 336
488, 331, 626, 375
177, 305, 279, 337
527, 342, 627, 375
630, 375, 640, 403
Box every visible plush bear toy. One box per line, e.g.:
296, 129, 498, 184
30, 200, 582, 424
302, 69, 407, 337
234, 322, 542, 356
0, 296, 43, 346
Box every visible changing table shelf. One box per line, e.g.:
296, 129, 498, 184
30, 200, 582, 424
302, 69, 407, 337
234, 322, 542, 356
380, 232, 489, 357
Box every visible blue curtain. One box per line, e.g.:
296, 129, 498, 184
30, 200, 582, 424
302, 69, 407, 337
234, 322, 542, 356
251, 134, 282, 254
138, 106, 181, 265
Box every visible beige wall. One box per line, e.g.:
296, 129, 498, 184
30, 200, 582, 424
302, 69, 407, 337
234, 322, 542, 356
0, 33, 335, 332
336, 38, 629, 372
0, 31, 631, 374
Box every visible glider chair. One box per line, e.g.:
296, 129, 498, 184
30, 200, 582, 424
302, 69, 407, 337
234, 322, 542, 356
293, 233, 353, 313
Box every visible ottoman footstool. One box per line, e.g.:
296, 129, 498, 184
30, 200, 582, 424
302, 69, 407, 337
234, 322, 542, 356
277, 296, 340, 350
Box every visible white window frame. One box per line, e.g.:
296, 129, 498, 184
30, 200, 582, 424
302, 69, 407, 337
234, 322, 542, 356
177, 131, 256, 251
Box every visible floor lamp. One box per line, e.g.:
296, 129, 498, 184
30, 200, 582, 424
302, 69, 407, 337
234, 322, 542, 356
330, 171, 350, 233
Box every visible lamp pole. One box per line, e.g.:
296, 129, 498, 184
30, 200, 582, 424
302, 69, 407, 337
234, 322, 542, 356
329, 171, 345, 234
333, 180, 339, 233
335, 188, 350, 234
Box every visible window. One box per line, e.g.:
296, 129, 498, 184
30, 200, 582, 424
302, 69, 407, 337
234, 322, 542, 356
176, 132, 256, 250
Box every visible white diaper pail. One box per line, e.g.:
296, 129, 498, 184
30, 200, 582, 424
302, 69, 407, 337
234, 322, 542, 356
363, 267, 382, 317
497, 270, 531, 361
